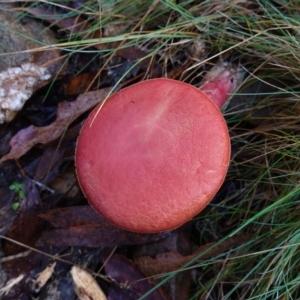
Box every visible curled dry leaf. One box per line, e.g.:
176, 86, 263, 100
0, 88, 111, 164
71, 266, 107, 300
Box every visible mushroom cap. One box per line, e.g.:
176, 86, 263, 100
75, 79, 230, 233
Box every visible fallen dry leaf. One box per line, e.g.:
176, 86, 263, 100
33, 146, 66, 183
103, 252, 169, 300
133, 226, 194, 300
0, 88, 111, 163
38, 206, 105, 228
36, 206, 171, 248
63, 72, 101, 95
48, 167, 79, 198
134, 233, 254, 276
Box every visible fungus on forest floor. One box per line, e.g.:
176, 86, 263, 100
75, 63, 244, 233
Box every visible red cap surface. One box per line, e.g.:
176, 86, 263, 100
75, 79, 230, 233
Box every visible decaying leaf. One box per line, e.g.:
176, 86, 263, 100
71, 266, 107, 300
134, 233, 254, 276
63, 72, 101, 95
36, 206, 171, 248
103, 252, 169, 300
48, 167, 79, 198
33, 146, 66, 183
132, 226, 194, 300
0, 88, 111, 163
134, 251, 186, 277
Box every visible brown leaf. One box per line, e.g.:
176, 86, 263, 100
0, 88, 111, 163
48, 168, 79, 198
103, 253, 169, 300
133, 226, 194, 300
63, 72, 101, 95
38, 206, 106, 228
33, 146, 65, 183
36, 206, 171, 248
134, 251, 185, 277
134, 233, 254, 276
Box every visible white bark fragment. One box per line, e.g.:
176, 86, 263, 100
0, 274, 24, 296
0, 63, 51, 123
31, 261, 56, 293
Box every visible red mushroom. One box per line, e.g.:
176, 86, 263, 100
75, 63, 243, 233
